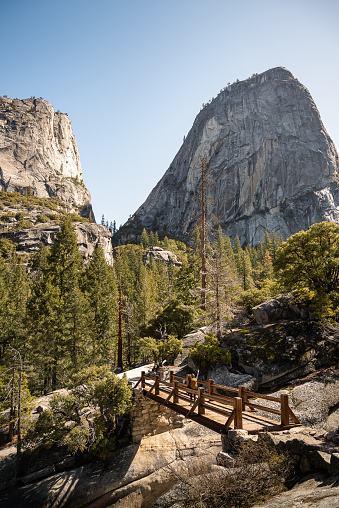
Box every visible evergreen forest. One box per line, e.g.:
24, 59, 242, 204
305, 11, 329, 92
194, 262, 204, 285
2, 215, 339, 456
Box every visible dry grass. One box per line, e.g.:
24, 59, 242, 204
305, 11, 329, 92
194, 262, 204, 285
165, 436, 290, 507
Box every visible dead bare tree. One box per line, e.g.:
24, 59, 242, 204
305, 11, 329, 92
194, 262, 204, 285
193, 156, 215, 311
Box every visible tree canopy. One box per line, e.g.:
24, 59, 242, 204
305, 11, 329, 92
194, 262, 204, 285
274, 222, 339, 324
274, 222, 339, 295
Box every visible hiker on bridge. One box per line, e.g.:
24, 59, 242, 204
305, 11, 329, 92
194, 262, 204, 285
189, 374, 198, 400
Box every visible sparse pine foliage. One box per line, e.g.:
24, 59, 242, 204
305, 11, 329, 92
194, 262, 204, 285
24, 366, 132, 458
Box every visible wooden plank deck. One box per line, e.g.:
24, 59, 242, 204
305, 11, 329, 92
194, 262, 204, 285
145, 390, 296, 434
137, 371, 301, 435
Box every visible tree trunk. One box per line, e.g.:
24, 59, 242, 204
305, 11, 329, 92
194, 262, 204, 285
118, 276, 123, 370
8, 356, 16, 442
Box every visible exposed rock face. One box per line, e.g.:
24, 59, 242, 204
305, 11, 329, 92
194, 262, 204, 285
119, 67, 339, 245
143, 246, 182, 267
252, 475, 339, 508
0, 423, 221, 508
208, 366, 258, 391
0, 221, 114, 265
0, 96, 93, 217
253, 293, 310, 324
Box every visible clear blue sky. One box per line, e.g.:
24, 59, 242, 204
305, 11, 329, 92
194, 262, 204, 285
2, 0, 338, 227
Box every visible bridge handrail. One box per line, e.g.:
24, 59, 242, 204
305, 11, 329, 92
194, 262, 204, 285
172, 375, 240, 393
243, 391, 281, 403
172, 373, 186, 379
137, 371, 300, 430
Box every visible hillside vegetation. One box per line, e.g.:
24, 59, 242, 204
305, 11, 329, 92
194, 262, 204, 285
1, 219, 339, 457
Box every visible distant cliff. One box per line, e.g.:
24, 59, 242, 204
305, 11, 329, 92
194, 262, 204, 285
0, 96, 92, 217
117, 67, 339, 245
0, 96, 114, 262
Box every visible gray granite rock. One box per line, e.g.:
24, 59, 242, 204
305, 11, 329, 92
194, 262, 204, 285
0, 221, 113, 265
208, 365, 258, 391
251, 474, 339, 508
253, 293, 310, 324
143, 247, 182, 267
0, 422, 221, 508
118, 67, 339, 246
0, 96, 93, 217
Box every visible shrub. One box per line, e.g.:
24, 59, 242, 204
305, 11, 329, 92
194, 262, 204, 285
16, 219, 33, 230
138, 335, 183, 368
189, 333, 231, 378
24, 366, 132, 459
36, 214, 50, 223
167, 436, 290, 507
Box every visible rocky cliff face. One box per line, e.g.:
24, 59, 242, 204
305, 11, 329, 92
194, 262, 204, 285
119, 67, 339, 245
0, 222, 114, 265
0, 96, 92, 217
0, 95, 115, 263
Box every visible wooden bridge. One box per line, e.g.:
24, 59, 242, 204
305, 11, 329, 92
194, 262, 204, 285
134, 371, 301, 434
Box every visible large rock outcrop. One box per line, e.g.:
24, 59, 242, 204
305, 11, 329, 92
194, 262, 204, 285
0, 221, 114, 265
0, 96, 92, 217
0, 422, 221, 508
118, 67, 339, 245
143, 246, 182, 267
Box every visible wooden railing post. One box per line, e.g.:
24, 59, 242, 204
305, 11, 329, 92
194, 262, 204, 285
155, 375, 160, 395
208, 379, 214, 395
173, 381, 179, 403
281, 394, 289, 427
198, 387, 205, 415
169, 371, 174, 385
141, 371, 145, 388
234, 397, 243, 429
238, 385, 246, 410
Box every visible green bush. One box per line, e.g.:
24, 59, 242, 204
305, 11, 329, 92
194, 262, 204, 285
0, 212, 15, 221
138, 335, 183, 368
24, 366, 132, 458
16, 219, 33, 230
0, 191, 67, 211
0, 238, 17, 257
36, 214, 50, 223
189, 333, 231, 378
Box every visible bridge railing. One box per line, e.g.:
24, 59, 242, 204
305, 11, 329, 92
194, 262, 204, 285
134, 370, 300, 430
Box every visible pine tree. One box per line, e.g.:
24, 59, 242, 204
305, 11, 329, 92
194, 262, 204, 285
28, 216, 87, 392
0, 247, 29, 362
264, 231, 272, 256
85, 244, 118, 363
140, 228, 149, 249
238, 250, 254, 290
232, 235, 242, 258
135, 265, 157, 329
205, 232, 241, 337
